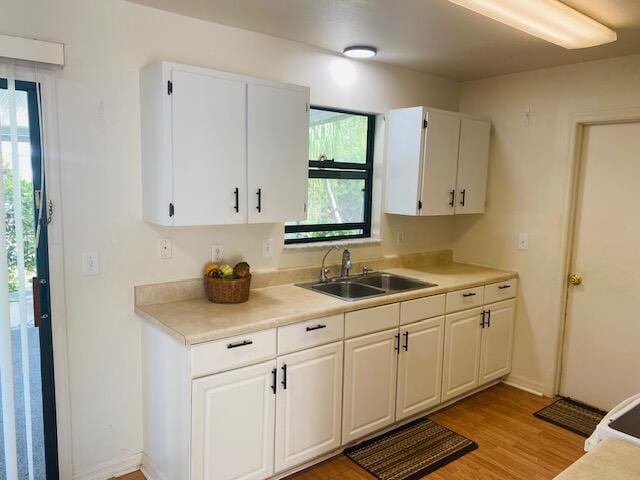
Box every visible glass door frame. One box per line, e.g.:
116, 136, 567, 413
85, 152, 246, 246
0, 77, 59, 479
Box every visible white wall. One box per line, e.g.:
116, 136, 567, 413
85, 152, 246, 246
454, 54, 640, 395
1, 0, 460, 475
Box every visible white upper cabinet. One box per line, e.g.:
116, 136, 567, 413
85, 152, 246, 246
455, 118, 491, 214
247, 83, 309, 224
385, 106, 490, 217
140, 62, 309, 226
420, 111, 461, 216
171, 69, 247, 226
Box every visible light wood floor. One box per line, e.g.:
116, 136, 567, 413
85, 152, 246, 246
117, 383, 585, 480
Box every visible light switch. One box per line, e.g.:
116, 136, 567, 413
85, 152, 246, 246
159, 238, 172, 259
518, 233, 529, 251
82, 252, 100, 276
262, 238, 273, 258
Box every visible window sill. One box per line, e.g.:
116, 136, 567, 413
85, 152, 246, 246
283, 237, 383, 251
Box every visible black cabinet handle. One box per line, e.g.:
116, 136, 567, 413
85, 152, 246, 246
306, 324, 327, 332
394, 333, 400, 353
462, 292, 476, 297
487, 309, 491, 328
403, 331, 409, 352
234, 187, 239, 213
498, 284, 511, 290
460, 189, 466, 207
281, 364, 287, 390
227, 340, 253, 349
256, 188, 262, 212
481, 310, 487, 328
271, 368, 277, 394
449, 189, 455, 207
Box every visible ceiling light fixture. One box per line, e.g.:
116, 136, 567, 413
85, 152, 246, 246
447, 0, 617, 49
343, 46, 377, 58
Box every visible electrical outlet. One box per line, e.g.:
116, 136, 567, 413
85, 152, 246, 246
396, 231, 404, 246
82, 252, 100, 276
518, 233, 529, 251
159, 238, 172, 259
212, 244, 224, 262
262, 238, 273, 258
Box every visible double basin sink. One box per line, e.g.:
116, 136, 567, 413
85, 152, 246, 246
297, 272, 437, 301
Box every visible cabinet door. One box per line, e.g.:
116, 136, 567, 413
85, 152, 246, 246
275, 342, 343, 472
191, 360, 275, 480
442, 308, 483, 401
343, 329, 398, 443
171, 68, 247, 226
420, 111, 460, 216
455, 118, 490, 215
385, 107, 425, 215
396, 317, 445, 420
247, 83, 309, 224
479, 299, 516, 384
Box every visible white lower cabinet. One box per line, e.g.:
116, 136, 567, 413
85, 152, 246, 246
275, 342, 343, 472
442, 307, 483, 401
396, 317, 445, 420
342, 328, 399, 443
191, 360, 276, 480
479, 299, 516, 383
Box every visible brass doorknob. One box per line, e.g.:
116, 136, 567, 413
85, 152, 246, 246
568, 273, 583, 286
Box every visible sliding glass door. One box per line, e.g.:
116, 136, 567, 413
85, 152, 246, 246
0, 77, 58, 479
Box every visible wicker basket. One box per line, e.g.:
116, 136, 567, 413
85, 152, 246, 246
204, 274, 251, 304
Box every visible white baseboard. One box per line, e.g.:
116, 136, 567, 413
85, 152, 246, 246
73, 453, 142, 480
503, 375, 545, 396
140, 453, 164, 480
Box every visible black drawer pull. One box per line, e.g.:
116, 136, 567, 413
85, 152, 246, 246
271, 368, 277, 394
460, 189, 466, 207
403, 331, 409, 352
233, 187, 239, 213
449, 189, 455, 208
462, 292, 476, 297
281, 364, 287, 390
487, 309, 492, 327
306, 324, 327, 332
256, 188, 262, 212
394, 333, 400, 353
498, 285, 511, 290
227, 340, 253, 349
481, 310, 487, 328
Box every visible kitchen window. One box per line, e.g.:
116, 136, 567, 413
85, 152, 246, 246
285, 106, 375, 244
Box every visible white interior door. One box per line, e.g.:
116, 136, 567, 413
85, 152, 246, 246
479, 299, 515, 384
342, 329, 398, 443
442, 308, 483, 401
420, 111, 460, 216
396, 317, 444, 420
171, 68, 246, 226
275, 342, 343, 473
191, 360, 275, 480
247, 83, 309, 224
455, 117, 490, 214
561, 122, 640, 410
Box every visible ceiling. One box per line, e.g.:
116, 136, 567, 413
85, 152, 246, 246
128, 0, 640, 80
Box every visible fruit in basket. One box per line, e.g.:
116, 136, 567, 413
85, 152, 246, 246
219, 264, 234, 279
203, 262, 220, 277
233, 261, 251, 278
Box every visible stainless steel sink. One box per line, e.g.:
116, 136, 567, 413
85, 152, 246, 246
298, 272, 437, 301
355, 273, 436, 292
311, 281, 385, 300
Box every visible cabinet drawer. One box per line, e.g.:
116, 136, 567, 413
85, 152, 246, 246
445, 286, 484, 313
484, 279, 518, 304
191, 329, 276, 378
277, 314, 344, 355
400, 294, 445, 325
345, 303, 400, 338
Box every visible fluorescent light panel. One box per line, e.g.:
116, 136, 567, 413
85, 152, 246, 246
448, 0, 617, 49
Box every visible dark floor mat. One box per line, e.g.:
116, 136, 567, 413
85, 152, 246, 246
534, 397, 606, 437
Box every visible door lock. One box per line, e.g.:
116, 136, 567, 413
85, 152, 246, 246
568, 273, 583, 286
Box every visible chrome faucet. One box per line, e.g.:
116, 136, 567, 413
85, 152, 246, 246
340, 249, 352, 277
320, 245, 339, 282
